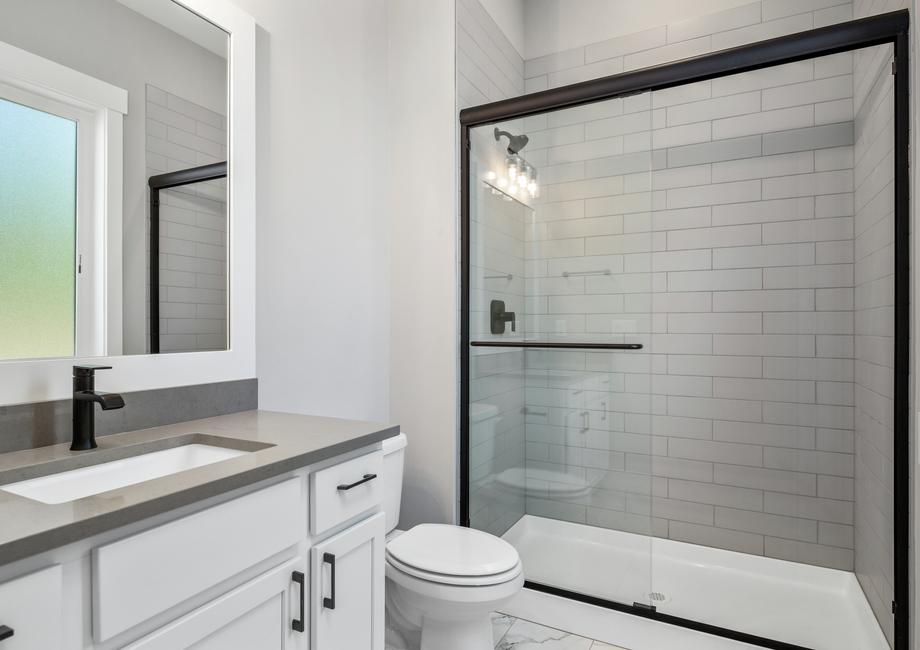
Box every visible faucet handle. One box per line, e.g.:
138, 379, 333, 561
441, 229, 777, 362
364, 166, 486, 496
73, 365, 113, 377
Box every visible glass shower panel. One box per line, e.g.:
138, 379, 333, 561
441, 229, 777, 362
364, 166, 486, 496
647, 46, 895, 650
468, 93, 655, 609
468, 155, 528, 536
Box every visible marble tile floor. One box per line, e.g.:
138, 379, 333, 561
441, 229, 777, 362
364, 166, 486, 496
385, 612, 629, 650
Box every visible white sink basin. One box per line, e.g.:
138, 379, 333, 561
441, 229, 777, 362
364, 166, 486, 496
1, 444, 247, 504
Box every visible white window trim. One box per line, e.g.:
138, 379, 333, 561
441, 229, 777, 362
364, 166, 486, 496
0, 42, 126, 359
0, 0, 256, 405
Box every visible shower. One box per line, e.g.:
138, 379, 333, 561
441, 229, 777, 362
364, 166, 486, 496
461, 10, 909, 650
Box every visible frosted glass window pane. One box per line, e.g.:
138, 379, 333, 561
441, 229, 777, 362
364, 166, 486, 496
0, 97, 76, 359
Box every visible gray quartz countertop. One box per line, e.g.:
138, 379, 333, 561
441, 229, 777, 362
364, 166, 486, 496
0, 410, 399, 566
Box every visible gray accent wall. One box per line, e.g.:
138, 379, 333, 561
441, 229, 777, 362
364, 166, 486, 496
0, 379, 257, 454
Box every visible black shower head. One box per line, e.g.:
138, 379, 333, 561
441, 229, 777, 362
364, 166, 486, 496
494, 128, 529, 154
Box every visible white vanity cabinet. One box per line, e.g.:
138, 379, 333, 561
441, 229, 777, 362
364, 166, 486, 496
311, 513, 386, 650
0, 443, 388, 650
310, 450, 386, 650
0, 564, 63, 649
125, 556, 306, 650
93, 477, 305, 642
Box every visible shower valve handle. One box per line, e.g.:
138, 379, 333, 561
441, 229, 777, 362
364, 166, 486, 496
490, 300, 516, 334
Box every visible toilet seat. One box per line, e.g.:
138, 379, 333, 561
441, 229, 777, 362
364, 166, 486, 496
386, 552, 523, 586
386, 524, 523, 587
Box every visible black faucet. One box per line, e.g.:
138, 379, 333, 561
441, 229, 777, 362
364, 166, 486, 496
72, 365, 125, 451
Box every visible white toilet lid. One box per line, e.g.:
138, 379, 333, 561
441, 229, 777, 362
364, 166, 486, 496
387, 524, 520, 578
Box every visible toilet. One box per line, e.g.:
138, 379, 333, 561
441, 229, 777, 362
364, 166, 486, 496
381, 433, 524, 650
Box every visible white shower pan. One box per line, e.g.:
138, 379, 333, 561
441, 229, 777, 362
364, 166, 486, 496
503, 515, 888, 650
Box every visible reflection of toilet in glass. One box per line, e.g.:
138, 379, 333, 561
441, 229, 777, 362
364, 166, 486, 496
381, 434, 524, 650
470, 402, 501, 476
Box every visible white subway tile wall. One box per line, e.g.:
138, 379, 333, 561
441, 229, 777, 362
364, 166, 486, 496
852, 0, 902, 642
516, 0, 865, 573
463, 6, 897, 636
459, 0, 529, 536
146, 85, 228, 353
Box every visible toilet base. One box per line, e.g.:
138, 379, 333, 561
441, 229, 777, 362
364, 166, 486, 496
385, 566, 524, 650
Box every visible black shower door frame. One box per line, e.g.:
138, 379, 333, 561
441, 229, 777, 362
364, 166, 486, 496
459, 10, 910, 650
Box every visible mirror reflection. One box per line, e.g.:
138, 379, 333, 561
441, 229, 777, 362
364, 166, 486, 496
0, 0, 229, 359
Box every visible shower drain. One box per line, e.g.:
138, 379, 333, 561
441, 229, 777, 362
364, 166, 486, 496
648, 591, 670, 603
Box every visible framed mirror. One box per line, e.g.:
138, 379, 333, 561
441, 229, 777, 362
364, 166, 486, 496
0, 0, 230, 360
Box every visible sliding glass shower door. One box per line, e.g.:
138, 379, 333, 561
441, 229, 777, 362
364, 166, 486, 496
466, 95, 656, 611
462, 16, 907, 647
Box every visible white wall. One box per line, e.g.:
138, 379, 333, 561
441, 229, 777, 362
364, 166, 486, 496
388, 0, 459, 528
479, 0, 526, 58
229, 0, 391, 423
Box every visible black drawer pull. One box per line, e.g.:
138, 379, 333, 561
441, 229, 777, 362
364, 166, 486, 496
291, 571, 305, 633
323, 552, 336, 610
337, 473, 377, 491
0, 626, 13, 641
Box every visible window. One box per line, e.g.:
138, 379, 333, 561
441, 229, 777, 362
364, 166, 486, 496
0, 41, 126, 361
0, 93, 79, 359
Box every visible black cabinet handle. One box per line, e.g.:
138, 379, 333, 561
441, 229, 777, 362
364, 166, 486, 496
291, 571, 305, 633
0, 626, 12, 641
323, 552, 336, 610
337, 473, 377, 491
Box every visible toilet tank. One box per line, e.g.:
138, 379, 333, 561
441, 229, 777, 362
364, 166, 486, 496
381, 432, 408, 533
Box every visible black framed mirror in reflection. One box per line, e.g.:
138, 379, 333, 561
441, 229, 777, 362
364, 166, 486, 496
0, 0, 229, 360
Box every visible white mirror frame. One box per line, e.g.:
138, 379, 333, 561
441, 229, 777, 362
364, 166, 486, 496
0, 0, 256, 405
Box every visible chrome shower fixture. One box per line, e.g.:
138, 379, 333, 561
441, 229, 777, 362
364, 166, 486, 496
494, 127, 529, 154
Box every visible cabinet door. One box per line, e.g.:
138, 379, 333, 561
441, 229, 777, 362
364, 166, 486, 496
126, 556, 307, 650
0, 565, 62, 650
312, 512, 385, 650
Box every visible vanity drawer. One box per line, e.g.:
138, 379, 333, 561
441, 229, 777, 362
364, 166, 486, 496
0, 565, 62, 649
93, 477, 304, 642
311, 450, 383, 535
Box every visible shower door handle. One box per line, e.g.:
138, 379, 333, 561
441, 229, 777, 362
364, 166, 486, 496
581, 411, 590, 432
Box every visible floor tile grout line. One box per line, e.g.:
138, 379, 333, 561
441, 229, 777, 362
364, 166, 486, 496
494, 612, 517, 648
496, 611, 625, 649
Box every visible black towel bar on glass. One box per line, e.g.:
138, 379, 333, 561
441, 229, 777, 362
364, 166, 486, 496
470, 341, 642, 350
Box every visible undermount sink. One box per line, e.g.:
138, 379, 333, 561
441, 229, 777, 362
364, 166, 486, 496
0, 437, 266, 505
